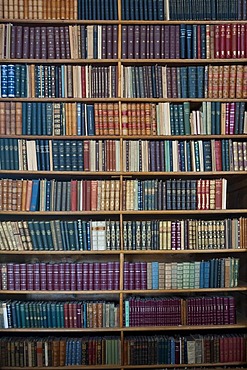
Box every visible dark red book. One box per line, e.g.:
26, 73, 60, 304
214, 24, 220, 58
76, 263, 83, 290
88, 263, 94, 290
93, 262, 101, 290
82, 262, 89, 290
219, 24, 226, 58
16, 25, 23, 59
20, 263, 27, 291
26, 263, 34, 290
58, 263, 65, 290
33, 263, 40, 290
13, 263, 20, 290
123, 262, 129, 290
7, 263, 14, 290
46, 263, 53, 291
40, 262, 47, 290
40, 26, 47, 59
47, 26, 55, 59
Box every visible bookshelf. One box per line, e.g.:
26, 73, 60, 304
0, 0, 247, 369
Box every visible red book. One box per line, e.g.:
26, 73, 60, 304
76, 263, 83, 290
197, 179, 202, 210
26, 263, 34, 290
225, 24, 231, 58
231, 24, 237, 58
240, 24, 245, 58
214, 140, 222, 171
214, 25, 220, 58
82, 262, 89, 290
58, 263, 65, 290
90, 180, 98, 211
40, 263, 47, 290
64, 263, 71, 291
70, 179, 77, 211
215, 179, 223, 210
219, 24, 226, 58
237, 24, 241, 58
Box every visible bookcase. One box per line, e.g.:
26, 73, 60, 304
0, 0, 247, 369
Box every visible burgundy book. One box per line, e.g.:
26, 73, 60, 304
106, 261, 114, 290
112, 25, 118, 59
46, 263, 53, 291
175, 25, 180, 58
100, 262, 107, 290
169, 25, 176, 59
33, 263, 40, 290
140, 25, 146, 59
123, 261, 129, 290
58, 263, 65, 290
93, 262, 101, 290
26, 263, 34, 290
47, 26, 55, 59
40, 262, 47, 290
149, 25, 154, 58
13, 263, 20, 290
34, 26, 41, 59
129, 262, 135, 290
140, 262, 147, 290
70, 263, 76, 290
127, 25, 134, 59
40, 26, 47, 59
64, 263, 71, 291
53, 263, 59, 290
76, 263, 83, 291
16, 25, 23, 59
106, 25, 113, 59
154, 25, 161, 59
10, 25, 17, 58
7, 263, 15, 290
101, 25, 107, 59
29, 27, 35, 59
82, 262, 89, 290
20, 263, 27, 291
113, 261, 120, 290
134, 25, 140, 59
88, 263, 94, 290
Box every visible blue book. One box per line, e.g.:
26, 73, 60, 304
86, 104, 95, 135
151, 261, 159, 289
22, 102, 27, 134
147, 0, 153, 19
188, 66, 197, 98
124, 0, 130, 19
134, 0, 139, 19
44, 221, 54, 250
30, 179, 40, 211
113, 0, 118, 19
186, 25, 192, 58
180, 67, 188, 98
86, 221, 91, 250
32, 221, 43, 250
204, 260, 210, 288
129, 0, 135, 19
76, 103, 82, 135
15, 64, 21, 97
7, 64, 15, 97
81, 103, 86, 135
121, 0, 126, 19
31, 102, 37, 134
39, 221, 49, 250
197, 66, 204, 98
104, 0, 109, 19
20, 65, 27, 97
45, 179, 51, 211
27, 221, 39, 250
36, 103, 42, 135
12, 138, 19, 170
44, 139, 50, 171
46, 102, 53, 135
170, 337, 175, 364
157, 0, 164, 19
26, 102, 32, 135
180, 24, 186, 58
92, 0, 97, 19
200, 24, 206, 58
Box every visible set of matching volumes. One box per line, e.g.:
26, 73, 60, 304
1, 24, 118, 59
0, 219, 120, 251
123, 258, 239, 290
0, 64, 118, 98
0, 300, 119, 329
1, 101, 247, 137
123, 139, 247, 172
122, 64, 247, 98
0, 336, 121, 366
0, 102, 120, 136
122, 23, 247, 59
0, 178, 121, 212
0, 138, 121, 171
124, 295, 236, 326
0, 261, 120, 291
123, 218, 247, 251
124, 333, 247, 365
123, 178, 227, 210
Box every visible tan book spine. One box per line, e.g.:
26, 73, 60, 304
243, 65, 247, 99
236, 64, 244, 99
60, 0, 66, 19
15, 102, 22, 134
222, 65, 230, 99
2, 179, 10, 211
0, 102, 6, 134
37, 0, 42, 19
229, 64, 237, 98
28, 0, 33, 19
0, 0, 4, 18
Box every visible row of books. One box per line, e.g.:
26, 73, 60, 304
122, 102, 247, 136
0, 336, 121, 366
2, 137, 246, 172
124, 295, 236, 327
2, 0, 247, 21
124, 333, 247, 365
0, 0, 78, 20
0, 138, 121, 171
2, 101, 247, 137
0, 102, 120, 136
0, 295, 236, 329
0, 179, 121, 212
122, 178, 227, 211
123, 139, 247, 172
0, 300, 119, 329
0, 262, 120, 291
2, 24, 118, 60
0, 219, 121, 252
0, 64, 118, 98
123, 218, 246, 251
123, 258, 239, 290
168, 0, 247, 20
122, 64, 247, 99
122, 24, 247, 60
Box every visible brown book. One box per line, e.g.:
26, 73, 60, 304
8, 0, 14, 18
2, 179, 9, 211
243, 65, 247, 98
25, 180, 33, 211
236, 64, 244, 98
90, 180, 98, 211
229, 65, 237, 98
107, 103, 115, 135
37, 0, 42, 19
0, 102, 5, 134
121, 103, 128, 135
222, 65, 230, 99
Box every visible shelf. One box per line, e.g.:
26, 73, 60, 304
0, 249, 246, 255
1, 322, 246, 332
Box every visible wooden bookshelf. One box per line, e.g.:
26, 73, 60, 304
0, 0, 247, 369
